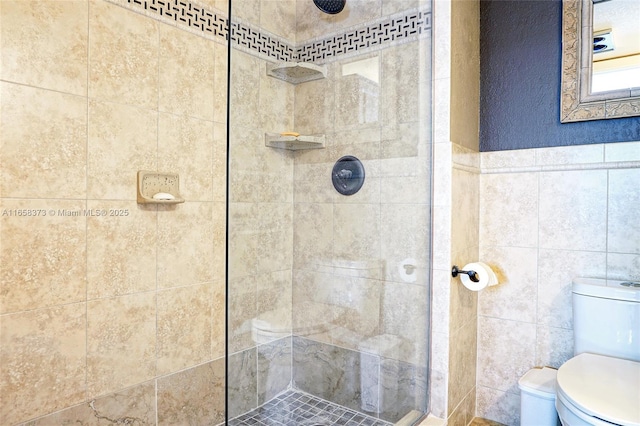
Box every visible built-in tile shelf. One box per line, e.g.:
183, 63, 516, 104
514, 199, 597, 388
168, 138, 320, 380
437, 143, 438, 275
265, 133, 326, 150
266, 62, 326, 84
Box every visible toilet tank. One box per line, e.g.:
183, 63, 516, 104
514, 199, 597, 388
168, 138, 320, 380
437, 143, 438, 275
572, 278, 640, 361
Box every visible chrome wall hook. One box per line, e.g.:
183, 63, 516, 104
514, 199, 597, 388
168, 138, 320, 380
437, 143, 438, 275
451, 265, 480, 283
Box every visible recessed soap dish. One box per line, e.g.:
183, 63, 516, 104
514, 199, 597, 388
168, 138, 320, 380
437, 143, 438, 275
137, 171, 185, 204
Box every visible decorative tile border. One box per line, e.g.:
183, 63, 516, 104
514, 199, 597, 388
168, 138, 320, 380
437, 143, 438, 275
127, 0, 228, 38
297, 10, 431, 63
110, 0, 431, 63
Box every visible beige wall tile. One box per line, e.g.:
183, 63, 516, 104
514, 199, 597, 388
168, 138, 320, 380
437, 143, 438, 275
213, 122, 228, 203
607, 253, 640, 281
333, 203, 381, 261
537, 249, 606, 329
380, 171, 431, 205
432, 204, 452, 271
229, 50, 261, 129
0, 199, 86, 314
478, 246, 537, 323
294, 162, 336, 203
157, 283, 213, 375
608, 169, 640, 254
476, 386, 520, 426
87, 100, 157, 200
259, 0, 296, 46
477, 316, 536, 394
539, 170, 607, 251
431, 269, 451, 336
256, 270, 292, 334
0, 304, 86, 425
335, 73, 381, 130
429, 331, 449, 419
157, 202, 215, 288
213, 42, 228, 124
604, 141, 640, 162
535, 144, 604, 166
292, 269, 335, 346
212, 279, 226, 359
1, 0, 88, 95
329, 276, 381, 350
381, 282, 428, 365
451, 168, 479, 253
230, 0, 260, 23
212, 201, 227, 283
293, 202, 334, 270
535, 325, 573, 368
260, 64, 295, 132
89, 0, 158, 109
228, 202, 293, 278
159, 25, 215, 120
479, 172, 538, 248
449, 250, 478, 331
481, 149, 536, 170
229, 130, 294, 204
86, 200, 157, 299
87, 293, 156, 397
381, 204, 430, 285
0, 83, 87, 199
294, 71, 336, 135
295, 0, 336, 42
158, 113, 214, 202
157, 359, 225, 425
25, 381, 156, 425
380, 124, 421, 160
228, 274, 257, 353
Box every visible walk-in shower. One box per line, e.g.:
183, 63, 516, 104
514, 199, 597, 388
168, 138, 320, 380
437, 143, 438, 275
226, 0, 433, 424
0, 0, 432, 423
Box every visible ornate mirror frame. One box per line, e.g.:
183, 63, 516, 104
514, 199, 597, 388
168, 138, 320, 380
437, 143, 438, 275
560, 0, 640, 122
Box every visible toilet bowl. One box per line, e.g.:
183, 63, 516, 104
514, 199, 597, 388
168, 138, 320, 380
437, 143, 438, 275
554, 278, 640, 426
555, 353, 640, 426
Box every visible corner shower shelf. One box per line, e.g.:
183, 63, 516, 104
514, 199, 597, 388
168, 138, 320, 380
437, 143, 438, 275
265, 133, 326, 150
266, 62, 327, 84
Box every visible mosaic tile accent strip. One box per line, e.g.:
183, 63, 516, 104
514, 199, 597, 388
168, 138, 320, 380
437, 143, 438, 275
297, 10, 432, 63
229, 389, 393, 426
127, 0, 228, 38
111, 0, 431, 64
231, 21, 296, 62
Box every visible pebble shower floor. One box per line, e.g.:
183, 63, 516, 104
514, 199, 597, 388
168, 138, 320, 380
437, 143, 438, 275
229, 389, 393, 426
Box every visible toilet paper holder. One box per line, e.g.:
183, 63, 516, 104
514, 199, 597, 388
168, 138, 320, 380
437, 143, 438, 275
451, 265, 480, 282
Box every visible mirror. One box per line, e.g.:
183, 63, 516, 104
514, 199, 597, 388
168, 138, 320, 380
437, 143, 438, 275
560, 0, 640, 122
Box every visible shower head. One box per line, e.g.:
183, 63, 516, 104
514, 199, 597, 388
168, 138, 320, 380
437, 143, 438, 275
313, 0, 346, 14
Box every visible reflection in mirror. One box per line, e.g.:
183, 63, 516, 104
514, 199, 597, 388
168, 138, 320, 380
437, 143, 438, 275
591, 0, 640, 93
560, 0, 640, 122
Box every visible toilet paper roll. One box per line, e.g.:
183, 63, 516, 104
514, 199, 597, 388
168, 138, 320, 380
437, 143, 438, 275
460, 262, 498, 291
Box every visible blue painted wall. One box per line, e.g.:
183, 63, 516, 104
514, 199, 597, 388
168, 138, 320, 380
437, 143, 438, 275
480, 0, 640, 152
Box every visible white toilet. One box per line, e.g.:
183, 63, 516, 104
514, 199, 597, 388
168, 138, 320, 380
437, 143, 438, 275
555, 278, 640, 426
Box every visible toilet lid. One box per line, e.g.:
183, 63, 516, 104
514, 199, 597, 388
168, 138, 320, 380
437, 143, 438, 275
556, 353, 640, 426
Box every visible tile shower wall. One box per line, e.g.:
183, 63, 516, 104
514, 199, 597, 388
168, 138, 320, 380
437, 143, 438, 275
476, 142, 640, 425
289, 8, 432, 424
225, 0, 434, 424
0, 0, 227, 424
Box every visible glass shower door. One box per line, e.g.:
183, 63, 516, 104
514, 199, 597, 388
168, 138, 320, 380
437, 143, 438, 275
226, 1, 433, 424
